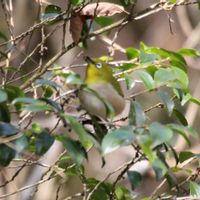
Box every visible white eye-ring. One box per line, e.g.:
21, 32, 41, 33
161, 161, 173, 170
96, 63, 102, 69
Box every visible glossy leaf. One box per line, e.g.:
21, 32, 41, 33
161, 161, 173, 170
172, 109, 188, 126
70, 0, 84, 6
102, 126, 134, 155
139, 51, 158, 64
125, 74, 135, 90
95, 16, 113, 27
0, 144, 16, 166
127, 171, 142, 189
177, 48, 200, 57
115, 185, 132, 200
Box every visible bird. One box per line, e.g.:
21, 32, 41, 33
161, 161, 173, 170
79, 56, 125, 119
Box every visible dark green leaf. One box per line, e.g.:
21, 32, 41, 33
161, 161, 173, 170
102, 126, 134, 155
0, 90, 7, 103
127, 171, 142, 189
172, 109, 188, 126
129, 101, 146, 126
126, 47, 140, 60
42, 4, 62, 23
179, 151, 195, 163
138, 70, 155, 90
152, 158, 168, 180
0, 103, 10, 122
0, 122, 18, 137
35, 79, 60, 89
165, 170, 177, 188
59, 136, 87, 165
0, 144, 16, 166
190, 181, 200, 197
35, 130, 55, 155
190, 97, 200, 106
149, 122, 173, 143
157, 91, 174, 115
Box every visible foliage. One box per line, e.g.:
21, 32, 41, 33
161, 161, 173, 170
0, 0, 200, 199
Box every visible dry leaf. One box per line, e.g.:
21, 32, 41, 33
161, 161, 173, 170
81, 2, 127, 17
70, 3, 128, 42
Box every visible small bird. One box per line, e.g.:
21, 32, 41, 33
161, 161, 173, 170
79, 57, 125, 119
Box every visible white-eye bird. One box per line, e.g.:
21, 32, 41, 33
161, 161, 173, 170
79, 57, 125, 119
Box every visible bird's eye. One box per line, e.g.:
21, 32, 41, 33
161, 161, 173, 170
96, 63, 102, 69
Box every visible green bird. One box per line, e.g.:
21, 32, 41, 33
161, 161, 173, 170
79, 57, 125, 119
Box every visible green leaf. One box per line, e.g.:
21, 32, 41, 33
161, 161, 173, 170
149, 122, 173, 143
102, 126, 134, 155
0, 103, 11, 122
190, 97, 200, 106
65, 72, 83, 85
137, 70, 155, 90
64, 115, 93, 149
0, 144, 16, 166
139, 51, 158, 64
167, 124, 191, 146
0, 122, 18, 137
59, 136, 87, 165
70, 0, 84, 6
127, 171, 142, 189
35, 79, 60, 89
42, 4, 62, 23
152, 158, 168, 180
179, 151, 195, 163
126, 47, 140, 60
190, 181, 200, 197
95, 16, 113, 27
125, 74, 135, 90
35, 130, 55, 155
0, 90, 8, 103
129, 101, 146, 126
115, 185, 132, 200
177, 48, 200, 57
157, 91, 174, 115
172, 109, 188, 126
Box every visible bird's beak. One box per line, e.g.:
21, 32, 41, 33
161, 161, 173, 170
85, 56, 96, 64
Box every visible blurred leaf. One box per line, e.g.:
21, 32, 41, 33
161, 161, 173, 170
165, 170, 177, 188
127, 171, 142, 189
157, 91, 174, 115
126, 47, 140, 60
181, 93, 191, 106
35, 79, 60, 90
102, 126, 134, 155
190, 181, 200, 197
65, 72, 83, 85
59, 136, 87, 165
139, 51, 158, 64
0, 90, 7, 103
5, 85, 24, 102
70, 0, 84, 6
42, 4, 62, 23
177, 48, 200, 57
190, 97, 200, 106
146, 65, 158, 77
35, 130, 55, 155
179, 151, 195, 163
138, 70, 155, 90
120, 0, 136, 6
173, 109, 188, 126
167, 124, 191, 146
64, 115, 93, 149
0, 103, 10, 122
125, 74, 135, 90
0, 31, 8, 41
115, 185, 132, 200
168, 145, 179, 165
0, 122, 18, 137
149, 122, 173, 143
152, 158, 168, 180
0, 144, 16, 166
95, 16, 113, 27
129, 101, 146, 126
